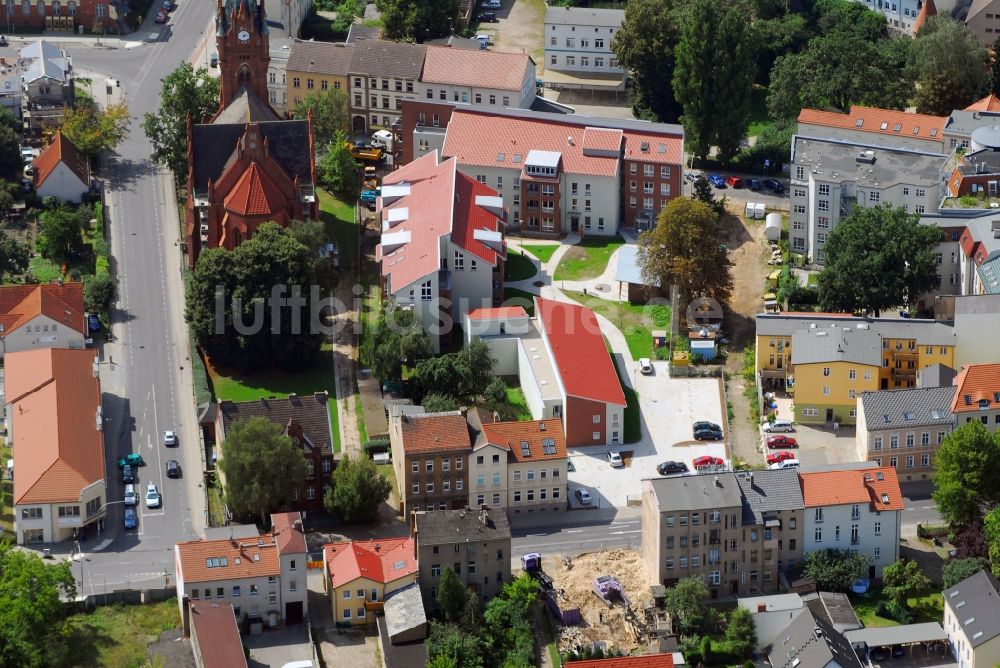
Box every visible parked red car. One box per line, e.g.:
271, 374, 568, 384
693, 455, 724, 470
766, 450, 796, 466
725, 175, 742, 188
766, 435, 798, 449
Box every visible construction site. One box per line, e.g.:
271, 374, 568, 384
519, 549, 672, 655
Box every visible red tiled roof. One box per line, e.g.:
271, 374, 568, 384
271, 511, 307, 555
623, 130, 684, 165
323, 538, 417, 587
482, 418, 566, 463
189, 603, 248, 668
960, 229, 978, 260
176, 535, 281, 583
796, 106, 947, 140
952, 363, 1000, 413
33, 130, 90, 189
468, 306, 529, 320
582, 127, 622, 153
421, 45, 532, 92
0, 282, 85, 337
568, 655, 674, 668
911, 0, 936, 34
536, 297, 627, 406
224, 162, 287, 217
400, 412, 474, 454
377, 151, 503, 293
6, 349, 104, 505
966, 93, 1000, 112
800, 467, 904, 511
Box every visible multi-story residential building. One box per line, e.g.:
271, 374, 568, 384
322, 537, 418, 626
216, 393, 336, 512
413, 507, 512, 612
943, 569, 1000, 668
767, 607, 864, 668
0, 282, 87, 358
856, 386, 955, 481
755, 312, 957, 398
543, 6, 625, 92
8, 348, 104, 545
947, 294, 1000, 367
389, 410, 476, 514
800, 466, 903, 578
957, 214, 1000, 295
34, 130, 92, 203
286, 40, 354, 115
0, 1, 116, 34
797, 106, 948, 154
376, 150, 505, 352
952, 362, 1000, 432
175, 511, 308, 627
417, 45, 536, 111
265, 36, 293, 116
19, 40, 75, 135
348, 40, 425, 133
789, 325, 882, 425
263, 0, 310, 39
965, 0, 1000, 44
465, 299, 627, 448
642, 470, 804, 597
469, 417, 567, 515
851, 0, 924, 31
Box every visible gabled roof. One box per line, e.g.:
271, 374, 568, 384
796, 106, 947, 141
482, 418, 566, 463
7, 349, 103, 505
421, 46, 532, 93
213, 87, 280, 124
323, 537, 417, 587
799, 467, 904, 511
645, 472, 744, 511
414, 507, 511, 545
544, 6, 625, 28
34, 131, 90, 190
219, 393, 334, 456
952, 363, 1000, 413
536, 297, 626, 406
223, 162, 288, 217
736, 470, 805, 525
965, 94, 1000, 112
19, 40, 62, 62
348, 39, 426, 80
287, 40, 355, 76
943, 569, 1000, 648
22, 55, 69, 85
859, 386, 956, 431
271, 511, 307, 555
0, 282, 85, 336
189, 603, 248, 668
398, 411, 474, 454
967, 0, 997, 22
176, 534, 282, 583
768, 608, 863, 668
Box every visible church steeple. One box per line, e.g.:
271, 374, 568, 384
215, 0, 272, 113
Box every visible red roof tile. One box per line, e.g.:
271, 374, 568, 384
800, 467, 904, 511
271, 511, 307, 555
468, 306, 529, 320
33, 130, 90, 189
952, 363, 1000, 413
581, 127, 623, 153
911, 0, 936, 34
224, 162, 287, 217
323, 538, 417, 587
623, 130, 684, 165
797, 106, 946, 140
568, 655, 674, 668
536, 297, 627, 406
176, 535, 282, 583
482, 418, 566, 462
966, 93, 1000, 112
399, 412, 474, 454
421, 45, 532, 93
6, 349, 103, 505
189, 603, 248, 668
0, 282, 85, 336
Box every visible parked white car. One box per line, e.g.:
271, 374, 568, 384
607, 450, 623, 468
639, 358, 653, 375
123, 484, 137, 506
145, 483, 161, 508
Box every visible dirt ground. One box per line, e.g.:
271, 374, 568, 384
531, 550, 653, 655
484, 0, 545, 63
718, 206, 771, 463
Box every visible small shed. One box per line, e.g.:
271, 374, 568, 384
615, 245, 663, 304
764, 212, 782, 242
691, 339, 717, 360
651, 329, 668, 349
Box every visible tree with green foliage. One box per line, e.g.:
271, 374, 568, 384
0, 236, 29, 282
933, 421, 1000, 527
691, 175, 726, 217
186, 222, 324, 372
0, 543, 77, 668
288, 219, 328, 253
943, 558, 990, 588
817, 206, 942, 316
672, 0, 717, 160
319, 132, 361, 198
422, 393, 461, 413
990, 36, 1000, 97
726, 606, 757, 659
751, 13, 812, 86
60, 98, 131, 158
0, 108, 23, 183
483, 377, 508, 407
882, 559, 931, 609
363, 305, 432, 381
426, 622, 484, 668
376, 0, 457, 42
84, 273, 116, 315
910, 16, 989, 116
324, 453, 392, 522
483, 574, 539, 668
706, 0, 756, 162
803, 548, 872, 591
984, 507, 1000, 574
612, 0, 683, 122
639, 197, 733, 307
813, 0, 889, 40
36, 206, 85, 264
664, 577, 709, 636
412, 339, 496, 404
142, 63, 221, 176
437, 567, 471, 623
218, 417, 307, 523
293, 88, 350, 149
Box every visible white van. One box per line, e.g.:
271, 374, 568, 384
763, 419, 793, 433
769, 459, 800, 470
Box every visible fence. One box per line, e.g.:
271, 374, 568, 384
78, 586, 175, 610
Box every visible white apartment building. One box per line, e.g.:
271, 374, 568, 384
416, 46, 536, 111
544, 6, 624, 78
266, 36, 292, 116
800, 466, 903, 578
943, 569, 1000, 668
852, 0, 924, 31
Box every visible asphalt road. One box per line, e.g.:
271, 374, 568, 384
48, 1, 216, 596
511, 515, 643, 557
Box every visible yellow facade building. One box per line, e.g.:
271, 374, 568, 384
322, 538, 417, 625
286, 41, 354, 113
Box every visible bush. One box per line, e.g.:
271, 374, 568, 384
363, 438, 391, 456
876, 600, 913, 624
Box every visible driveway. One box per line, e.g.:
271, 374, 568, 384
684, 171, 789, 212
244, 625, 313, 668
567, 360, 727, 508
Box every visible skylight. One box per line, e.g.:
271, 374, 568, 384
640, 141, 649, 152
880, 122, 888, 130
965, 395, 973, 405
513, 153, 522, 163
931, 410, 944, 419
931, 128, 938, 136
903, 412, 915, 421
913, 126, 920, 134
658, 143, 667, 154
496, 152, 505, 162
876, 471, 884, 481
520, 440, 531, 457
893, 123, 902, 132
855, 119, 864, 127
883, 415, 891, 424
881, 493, 889, 504
542, 438, 556, 455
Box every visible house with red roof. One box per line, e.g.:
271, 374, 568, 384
800, 466, 903, 577
0, 282, 87, 358
375, 149, 506, 353
400, 102, 684, 234
464, 296, 627, 447
322, 537, 418, 625
951, 362, 1000, 433
188, 602, 248, 668
33, 131, 91, 203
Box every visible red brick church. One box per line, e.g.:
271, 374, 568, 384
184, 0, 317, 267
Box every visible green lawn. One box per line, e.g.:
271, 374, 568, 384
356, 393, 369, 444
521, 244, 559, 264
565, 290, 670, 360
376, 463, 397, 503
553, 235, 624, 281
505, 384, 533, 421
318, 188, 358, 274
747, 86, 770, 137
209, 344, 341, 453
505, 250, 538, 282
502, 287, 537, 316
61, 599, 181, 668
607, 344, 641, 444
850, 589, 944, 628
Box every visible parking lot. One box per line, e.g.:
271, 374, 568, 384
567, 360, 727, 509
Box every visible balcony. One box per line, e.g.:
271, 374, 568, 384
892, 367, 916, 382
365, 600, 384, 612
892, 349, 918, 362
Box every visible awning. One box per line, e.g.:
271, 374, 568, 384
542, 69, 627, 92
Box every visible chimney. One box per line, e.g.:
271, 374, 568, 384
748, 472, 754, 487
374, 543, 381, 552
567, 136, 574, 146
714, 475, 721, 487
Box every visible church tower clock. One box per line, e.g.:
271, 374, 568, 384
215, 0, 273, 113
